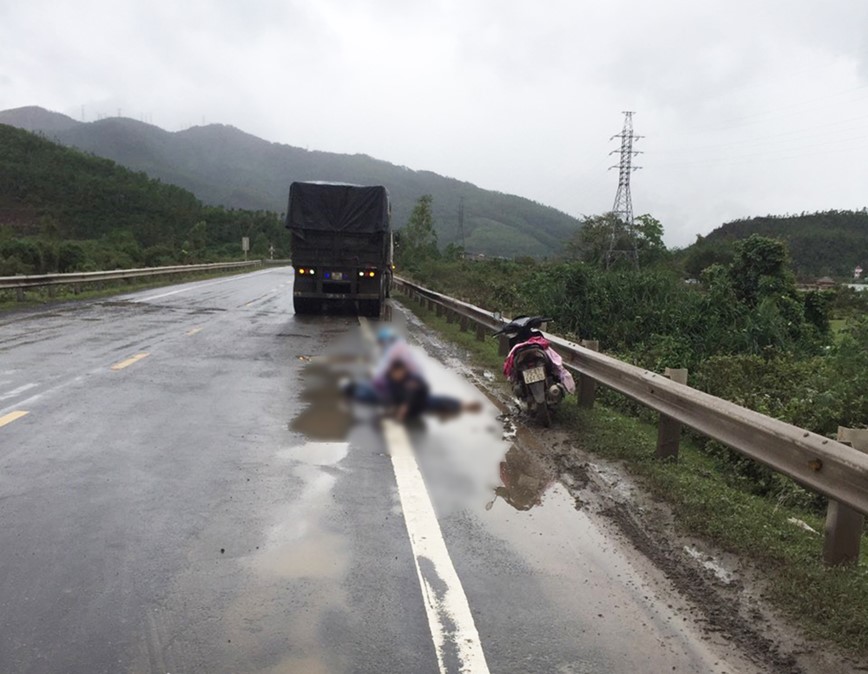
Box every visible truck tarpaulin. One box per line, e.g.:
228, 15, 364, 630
287, 182, 389, 233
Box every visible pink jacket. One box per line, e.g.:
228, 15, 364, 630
503, 336, 576, 393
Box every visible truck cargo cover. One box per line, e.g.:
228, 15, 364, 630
287, 182, 389, 233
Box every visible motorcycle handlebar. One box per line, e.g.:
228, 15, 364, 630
492, 316, 554, 336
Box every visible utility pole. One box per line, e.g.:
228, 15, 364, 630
457, 196, 466, 249
606, 111, 642, 269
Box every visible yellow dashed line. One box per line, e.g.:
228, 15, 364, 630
111, 353, 150, 371
186, 327, 203, 336
0, 410, 29, 428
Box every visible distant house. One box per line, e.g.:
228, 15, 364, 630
816, 276, 837, 290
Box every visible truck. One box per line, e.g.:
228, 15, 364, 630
285, 181, 393, 316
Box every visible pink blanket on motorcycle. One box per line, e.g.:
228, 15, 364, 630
503, 336, 576, 393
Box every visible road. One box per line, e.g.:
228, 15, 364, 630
0, 267, 761, 673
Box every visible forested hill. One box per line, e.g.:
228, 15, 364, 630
684, 210, 868, 279
0, 123, 286, 273
0, 106, 581, 257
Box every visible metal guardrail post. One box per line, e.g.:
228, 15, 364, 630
824, 428, 866, 566
475, 324, 486, 342
16, 288, 25, 302
578, 340, 599, 408
459, 315, 469, 332
656, 368, 689, 460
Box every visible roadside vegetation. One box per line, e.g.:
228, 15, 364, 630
0, 124, 290, 276
394, 194, 868, 653
397, 289, 868, 658
400, 216, 868, 510
684, 209, 868, 279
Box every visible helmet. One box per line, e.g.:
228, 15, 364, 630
376, 326, 398, 344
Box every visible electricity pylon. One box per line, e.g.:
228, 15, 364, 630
606, 111, 642, 269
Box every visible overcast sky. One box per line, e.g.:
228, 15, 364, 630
2, 0, 867, 246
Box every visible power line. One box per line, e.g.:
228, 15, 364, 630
651, 115, 868, 156
693, 85, 868, 132
654, 135, 868, 169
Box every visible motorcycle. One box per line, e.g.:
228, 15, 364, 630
493, 316, 574, 426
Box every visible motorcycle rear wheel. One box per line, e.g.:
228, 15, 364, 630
536, 402, 551, 427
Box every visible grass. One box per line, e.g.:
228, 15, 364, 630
399, 290, 868, 658
830, 318, 848, 343
0, 267, 260, 313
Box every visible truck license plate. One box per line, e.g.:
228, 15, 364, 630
330, 272, 344, 280
522, 366, 546, 384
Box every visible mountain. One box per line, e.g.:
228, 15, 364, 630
681, 210, 868, 279
0, 106, 579, 257
0, 123, 287, 273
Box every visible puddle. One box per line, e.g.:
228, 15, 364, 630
488, 444, 554, 512
252, 459, 349, 579
289, 362, 354, 441
256, 532, 348, 579
260, 656, 333, 674
277, 441, 349, 467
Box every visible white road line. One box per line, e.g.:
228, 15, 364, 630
382, 420, 491, 674
0, 383, 38, 402
0, 374, 85, 417
358, 316, 489, 673
133, 268, 276, 302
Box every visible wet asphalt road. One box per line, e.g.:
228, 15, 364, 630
0, 268, 757, 673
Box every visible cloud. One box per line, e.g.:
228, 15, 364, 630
2, 0, 867, 246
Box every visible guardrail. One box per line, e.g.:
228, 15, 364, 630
0, 260, 264, 299
393, 276, 868, 566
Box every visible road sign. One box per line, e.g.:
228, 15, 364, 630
241, 237, 250, 252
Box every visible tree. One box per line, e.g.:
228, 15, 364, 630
57, 242, 86, 273
443, 242, 465, 261
728, 235, 794, 307
565, 213, 619, 265
251, 232, 269, 257
634, 214, 667, 265
189, 221, 208, 252
398, 195, 439, 269
566, 212, 668, 268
